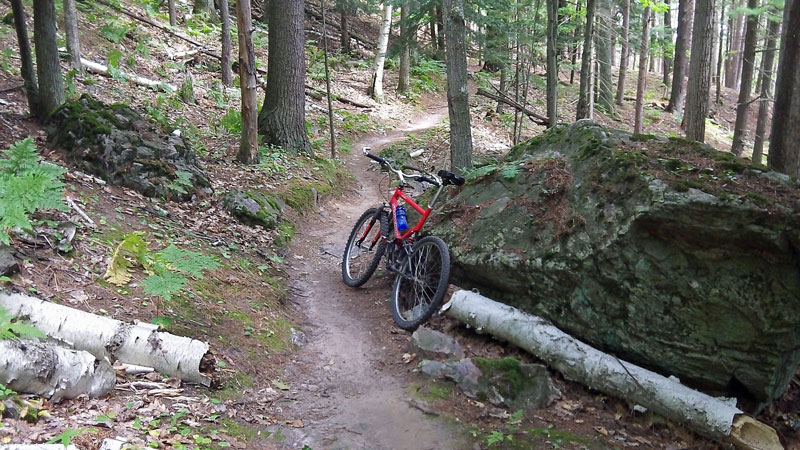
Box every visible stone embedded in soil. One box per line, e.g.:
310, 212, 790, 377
46, 94, 211, 201
0, 246, 19, 277
420, 357, 557, 411
409, 326, 465, 360
428, 120, 800, 412
222, 189, 285, 229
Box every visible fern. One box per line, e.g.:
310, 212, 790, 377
0, 138, 67, 245
154, 244, 219, 278
103, 232, 149, 286
0, 306, 46, 340
501, 165, 520, 180
464, 164, 498, 181
140, 272, 186, 302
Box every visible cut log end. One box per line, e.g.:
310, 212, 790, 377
728, 414, 783, 450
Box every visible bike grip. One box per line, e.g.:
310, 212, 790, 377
365, 152, 387, 166
416, 176, 440, 186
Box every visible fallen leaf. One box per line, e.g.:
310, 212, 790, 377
271, 379, 290, 390
594, 426, 609, 436
288, 419, 303, 428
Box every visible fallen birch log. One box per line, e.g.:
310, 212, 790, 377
0, 339, 115, 402
0, 290, 215, 386
442, 290, 782, 450
80, 58, 176, 92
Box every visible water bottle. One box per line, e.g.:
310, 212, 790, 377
395, 205, 408, 231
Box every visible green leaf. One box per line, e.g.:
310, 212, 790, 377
107, 49, 123, 69
141, 272, 187, 301
154, 244, 219, 279
501, 165, 520, 180
0, 306, 45, 340
103, 232, 148, 286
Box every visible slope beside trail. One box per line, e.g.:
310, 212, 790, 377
267, 105, 470, 449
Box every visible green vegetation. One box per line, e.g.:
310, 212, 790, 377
0, 306, 45, 340
0, 138, 67, 244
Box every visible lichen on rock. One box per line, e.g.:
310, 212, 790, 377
428, 120, 800, 412
46, 94, 212, 201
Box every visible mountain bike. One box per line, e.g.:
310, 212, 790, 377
341, 148, 465, 330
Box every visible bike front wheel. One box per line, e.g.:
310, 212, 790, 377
342, 207, 389, 287
391, 236, 451, 330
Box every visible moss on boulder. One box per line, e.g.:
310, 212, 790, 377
429, 120, 800, 412
223, 189, 284, 229
47, 94, 211, 201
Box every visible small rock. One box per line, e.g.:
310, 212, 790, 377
419, 360, 446, 378
290, 328, 307, 348
408, 327, 465, 360
223, 189, 285, 229
0, 245, 19, 277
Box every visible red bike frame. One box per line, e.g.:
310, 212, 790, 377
389, 187, 431, 240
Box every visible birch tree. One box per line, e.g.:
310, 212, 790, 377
370, 3, 393, 100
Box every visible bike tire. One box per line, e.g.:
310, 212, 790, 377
342, 207, 389, 287
390, 236, 451, 330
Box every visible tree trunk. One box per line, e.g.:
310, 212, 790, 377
10, 0, 38, 115
443, 0, 473, 172
767, 0, 800, 177
715, 0, 726, 103
0, 339, 115, 402
168, 0, 177, 26
194, 0, 219, 22
436, 5, 445, 57
398, 5, 411, 93
649, 13, 656, 72
576, 0, 596, 119
339, 2, 350, 54
237, 0, 259, 163
595, 0, 615, 113
752, 17, 780, 164
663, 2, 673, 87
63, 0, 82, 71
683, 0, 716, 142
370, 3, 392, 100
33, 0, 64, 119
732, 2, 745, 87
546, 0, 559, 126
220, 0, 233, 87
443, 290, 783, 450
258, 0, 313, 154
429, 7, 438, 54
730, 0, 759, 157
634, 6, 652, 134
666, 0, 695, 112
321, 0, 336, 158
497, 67, 507, 113
616, 0, 630, 105
570, 1, 581, 85
0, 291, 215, 386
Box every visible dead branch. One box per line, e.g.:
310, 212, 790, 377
476, 88, 549, 126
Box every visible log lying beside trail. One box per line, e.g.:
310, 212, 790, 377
476, 88, 549, 126
305, 84, 371, 108
0, 339, 115, 402
442, 290, 782, 450
0, 290, 215, 386
81, 58, 177, 92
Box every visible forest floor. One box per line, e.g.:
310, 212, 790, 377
0, 0, 797, 449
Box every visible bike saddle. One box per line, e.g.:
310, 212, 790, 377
437, 170, 466, 186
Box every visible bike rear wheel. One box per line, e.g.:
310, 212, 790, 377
342, 207, 389, 287
390, 236, 451, 330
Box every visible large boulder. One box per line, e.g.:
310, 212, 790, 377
222, 189, 284, 229
428, 120, 800, 411
47, 95, 211, 201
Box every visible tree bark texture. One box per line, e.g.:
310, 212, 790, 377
370, 3, 392, 100
634, 6, 652, 134
220, 0, 233, 87
258, 0, 312, 155
752, 17, 780, 164
10, 0, 38, 115
33, 0, 64, 119
443, 291, 783, 450
0, 291, 214, 386
237, 0, 259, 163
443, 0, 473, 172
768, 0, 800, 177
63, 0, 82, 71
339, 3, 350, 54
168, 0, 177, 26
683, 0, 715, 142
576, 0, 596, 119
616, 0, 630, 105
0, 339, 115, 402
194, 0, 219, 22
730, 0, 760, 157
667, 0, 694, 112
663, 3, 673, 87
321, 0, 336, 158
715, 0, 726, 103
595, 0, 615, 113
398, 5, 411, 93
435, 6, 445, 57
546, 0, 558, 126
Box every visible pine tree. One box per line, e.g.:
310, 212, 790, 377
768, 0, 800, 176
683, 0, 715, 142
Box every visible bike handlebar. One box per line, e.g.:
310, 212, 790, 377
363, 147, 441, 186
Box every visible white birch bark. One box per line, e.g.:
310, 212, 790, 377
80, 58, 177, 92
0, 339, 114, 402
0, 291, 213, 386
442, 290, 782, 450
370, 3, 393, 100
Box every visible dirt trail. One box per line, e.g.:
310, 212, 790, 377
267, 105, 469, 449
